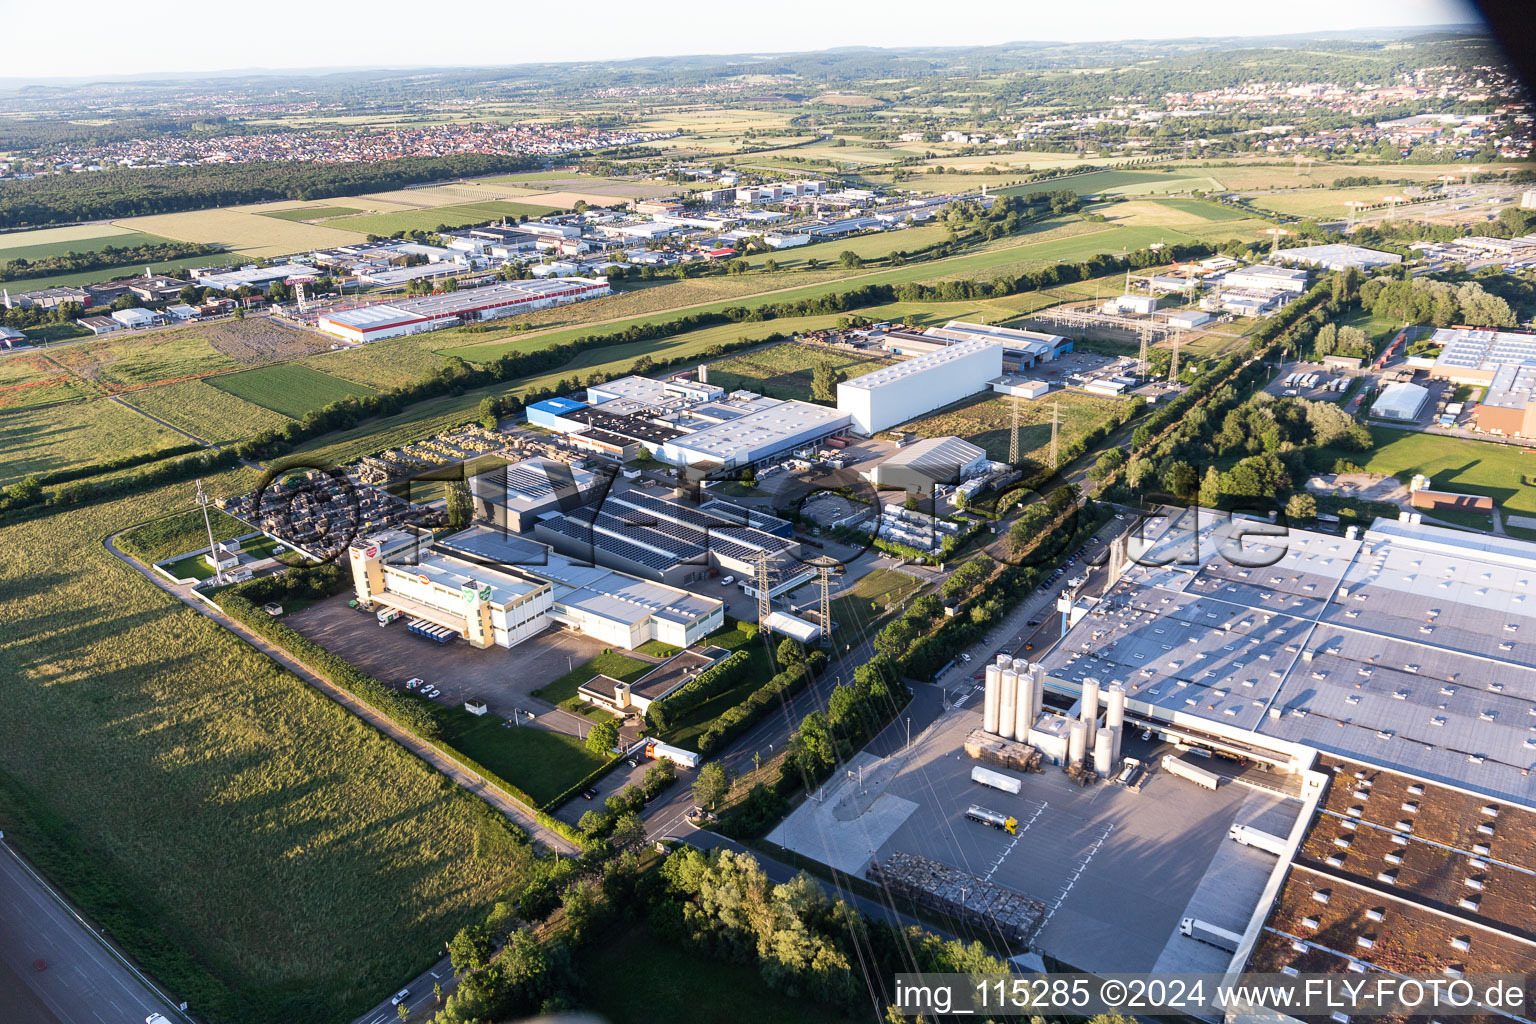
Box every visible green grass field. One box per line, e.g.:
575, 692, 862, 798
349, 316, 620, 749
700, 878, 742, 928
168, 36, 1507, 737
1248, 186, 1411, 221
0, 472, 540, 1024
0, 398, 182, 487
907, 390, 1132, 463
260, 206, 366, 222
1144, 198, 1253, 221
702, 342, 893, 403
532, 650, 655, 712
578, 922, 855, 1024
210, 363, 376, 418
124, 379, 293, 444
326, 200, 563, 236
434, 706, 608, 806
1348, 428, 1536, 519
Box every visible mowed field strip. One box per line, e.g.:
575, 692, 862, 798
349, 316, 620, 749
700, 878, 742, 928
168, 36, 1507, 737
210, 362, 377, 418
115, 208, 367, 257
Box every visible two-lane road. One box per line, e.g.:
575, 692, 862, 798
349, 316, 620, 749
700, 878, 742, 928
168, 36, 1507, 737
0, 839, 185, 1024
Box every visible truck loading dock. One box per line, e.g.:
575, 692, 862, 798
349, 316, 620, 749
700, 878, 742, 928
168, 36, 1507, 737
767, 709, 1303, 975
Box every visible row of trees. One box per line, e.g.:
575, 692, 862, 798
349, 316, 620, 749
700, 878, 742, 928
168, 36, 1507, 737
0, 153, 542, 229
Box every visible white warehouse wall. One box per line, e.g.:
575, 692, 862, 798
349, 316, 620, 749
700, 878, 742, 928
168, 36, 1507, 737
837, 339, 1003, 434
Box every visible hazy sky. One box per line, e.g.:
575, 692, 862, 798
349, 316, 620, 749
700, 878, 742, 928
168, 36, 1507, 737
4, 0, 1481, 82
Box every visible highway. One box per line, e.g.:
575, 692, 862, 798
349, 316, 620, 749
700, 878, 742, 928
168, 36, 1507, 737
349, 955, 455, 1024
0, 838, 186, 1024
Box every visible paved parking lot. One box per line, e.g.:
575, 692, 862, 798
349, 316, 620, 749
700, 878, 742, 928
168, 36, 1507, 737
770, 702, 1299, 972
283, 593, 610, 718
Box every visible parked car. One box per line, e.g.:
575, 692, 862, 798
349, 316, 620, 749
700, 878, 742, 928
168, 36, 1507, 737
1027, 620, 1040, 627
960, 652, 972, 663
263, 602, 283, 616
721, 575, 736, 586
406, 678, 423, 690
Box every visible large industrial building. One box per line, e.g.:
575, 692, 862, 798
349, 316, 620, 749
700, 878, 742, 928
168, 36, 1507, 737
1269, 244, 1403, 273
864, 436, 989, 491
348, 525, 725, 651
1035, 510, 1536, 808
534, 487, 808, 591
879, 321, 1071, 371
1220, 264, 1309, 293
528, 374, 851, 470
194, 263, 321, 292
837, 336, 1003, 434
316, 277, 610, 343
1427, 327, 1536, 436
468, 458, 604, 532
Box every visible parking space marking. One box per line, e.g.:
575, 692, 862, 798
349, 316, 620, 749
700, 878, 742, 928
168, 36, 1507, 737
983, 801, 1047, 882
1037, 821, 1115, 930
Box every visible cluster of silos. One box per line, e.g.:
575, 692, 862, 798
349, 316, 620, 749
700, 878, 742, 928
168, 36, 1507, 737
1084, 679, 1128, 777
983, 656, 1044, 741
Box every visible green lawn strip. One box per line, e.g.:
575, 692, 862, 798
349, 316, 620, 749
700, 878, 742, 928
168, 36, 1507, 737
531, 649, 655, 711
634, 640, 682, 658
261, 206, 365, 222
210, 363, 377, 419
433, 705, 607, 807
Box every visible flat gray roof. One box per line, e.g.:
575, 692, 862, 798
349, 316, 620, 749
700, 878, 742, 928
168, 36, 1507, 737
1039, 510, 1536, 807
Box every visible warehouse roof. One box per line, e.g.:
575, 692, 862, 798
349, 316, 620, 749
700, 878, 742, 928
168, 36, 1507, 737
839, 336, 1001, 392
1431, 327, 1536, 374
664, 399, 849, 462
1269, 244, 1401, 270
320, 304, 420, 329
1372, 381, 1429, 420
194, 263, 320, 290
872, 436, 987, 482
1037, 510, 1536, 807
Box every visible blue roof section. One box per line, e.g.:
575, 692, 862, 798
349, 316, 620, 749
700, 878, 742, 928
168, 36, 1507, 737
529, 397, 587, 415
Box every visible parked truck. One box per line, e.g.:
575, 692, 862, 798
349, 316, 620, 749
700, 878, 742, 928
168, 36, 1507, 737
1162, 755, 1220, 791
377, 608, 401, 626
645, 741, 701, 770
1229, 823, 1288, 856
971, 765, 1023, 795
965, 804, 1018, 834
1180, 917, 1243, 953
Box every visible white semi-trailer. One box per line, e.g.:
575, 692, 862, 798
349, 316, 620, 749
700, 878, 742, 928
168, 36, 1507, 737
971, 765, 1023, 795
645, 741, 701, 769
1181, 917, 1242, 953
1162, 755, 1219, 790
1229, 823, 1288, 856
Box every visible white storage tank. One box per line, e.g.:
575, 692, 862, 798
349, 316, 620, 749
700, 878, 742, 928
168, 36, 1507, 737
1093, 727, 1115, 776
983, 664, 1002, 735
1068, 720, 1088, 764
1081, 677, 1101, 747
1105, 684, 1126, 731
998, 668, 1018, 740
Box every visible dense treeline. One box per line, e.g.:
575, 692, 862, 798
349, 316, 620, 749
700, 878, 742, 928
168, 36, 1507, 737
0, 154, 542, 230
643, 650, 749, 732
696, 649, 826, 756
0, 240, 221, 282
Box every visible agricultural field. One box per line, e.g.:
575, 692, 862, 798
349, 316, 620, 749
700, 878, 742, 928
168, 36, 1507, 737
741, 222, 954, 270
47, 327, 238, 391
702, 341, 894, 403
325, 200, 564, 237
260, 206, 366, 222
434, 707, 607, 806
0, 352, 95, 410
194, 316, 338, 363
210, 363, 376, 419
115, 208, 366, 258
124, 379, 293, 444
907, 390, 1133, 463
997, 169, 1216, 199
0, 223, 145, 251
0, 228, 173, 262
1247, 185, 1414, 221
301, 335, 454, 390
1105, 198, 1252, 224
0, 472, 540, 1024
0, 395, 182, 486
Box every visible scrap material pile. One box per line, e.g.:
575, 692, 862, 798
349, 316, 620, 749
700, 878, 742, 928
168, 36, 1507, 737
964, 729, 1043, 773
866, 852, 1045, 943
